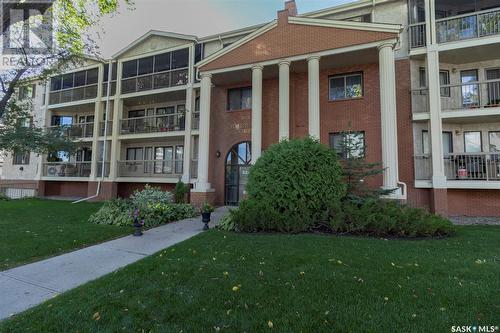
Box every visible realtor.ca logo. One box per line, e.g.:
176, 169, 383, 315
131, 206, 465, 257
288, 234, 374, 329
451, 326, 499, 333
1, 0, 53, 55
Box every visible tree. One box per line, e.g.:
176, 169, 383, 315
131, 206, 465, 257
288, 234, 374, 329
0, 0, 133, 153
336, 128, 394, 203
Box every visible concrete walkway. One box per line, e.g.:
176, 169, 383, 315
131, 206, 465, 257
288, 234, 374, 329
0, 207, 229, 321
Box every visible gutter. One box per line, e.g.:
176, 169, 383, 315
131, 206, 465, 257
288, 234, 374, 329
73, 60, 113, 204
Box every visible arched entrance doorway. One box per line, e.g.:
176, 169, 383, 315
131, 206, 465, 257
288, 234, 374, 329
225, 141, 251, 205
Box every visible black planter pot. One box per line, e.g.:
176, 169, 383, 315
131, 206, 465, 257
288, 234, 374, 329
201, 212, 211, 230
133, 217, 143, 236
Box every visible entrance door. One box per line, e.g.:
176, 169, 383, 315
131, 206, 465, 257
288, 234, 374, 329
225, 142, 251, 205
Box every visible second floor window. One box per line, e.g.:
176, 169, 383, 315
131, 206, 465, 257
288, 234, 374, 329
13, 151, 30, 165
329, 73, 363, 101
227, 87, 252, 111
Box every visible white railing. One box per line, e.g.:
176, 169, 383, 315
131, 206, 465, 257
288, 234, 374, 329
49, 84, 98, 105
436, 8, 500, 44
120, 114, 186, 134
409, 22, 426, 49
43, 162, 92, 178
117, 160, 183, 178
444, 152, 500, 181
414, 154, 432, 180
192, 111, 200, 130
49, 123, 94, 139
411, 79, 500, 114
121, 68, 189, 94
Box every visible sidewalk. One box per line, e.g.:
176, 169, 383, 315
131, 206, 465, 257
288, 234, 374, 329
0, 206, 229, 320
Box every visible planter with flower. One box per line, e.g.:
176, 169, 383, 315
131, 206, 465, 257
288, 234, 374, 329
200, 202, 215, 230
131, 208, 145, 236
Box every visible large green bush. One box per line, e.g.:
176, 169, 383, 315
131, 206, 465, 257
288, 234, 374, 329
235, 138, 346, 232
332, 199, 455, 237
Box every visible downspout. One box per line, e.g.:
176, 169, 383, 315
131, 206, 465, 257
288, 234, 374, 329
73, 60, 113, 204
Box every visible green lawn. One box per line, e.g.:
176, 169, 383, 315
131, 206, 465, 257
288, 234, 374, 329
1, 226, 498, 332
0, 199, 131, 270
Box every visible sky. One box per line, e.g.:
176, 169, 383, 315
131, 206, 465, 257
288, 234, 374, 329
94, 0, 354, 58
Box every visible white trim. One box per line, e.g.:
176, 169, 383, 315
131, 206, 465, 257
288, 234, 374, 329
47, 99, 98, 110
199, 23, 266, 43
202, 38, 398, 75
301, 0, 395, 19
446, 181, 500, 190
115, 177, 189, 184
119, 131, 186, 141
288, 16, 402, 34
41, 177, 90, 182
196, 21, 278, 68
414, 180, 433, 188
112, 30, 197, 59
437, 34, 500, 52
117, 42, 194, 63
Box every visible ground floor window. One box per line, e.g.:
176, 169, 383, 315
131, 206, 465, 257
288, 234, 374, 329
329, 132, 365, 158
13, 151, 30, 165
464, 131, 482, 152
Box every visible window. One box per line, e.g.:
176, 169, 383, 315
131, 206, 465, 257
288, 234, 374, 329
50, 68, 99, 91
195, 43, 204, 63
122, 48, 189, 79
138, 56, 154, 76
17, 117, 32, 128
489, 131, 500, 152
418, 68, 450, 97
51, 115, 73, 126
422, 130, 453, 154
171, 48, 189, 69
227, 87, 252, 110
329, 73, 363, 101
464, 131, 482, 152
122, 60, 138, 78
409, 0, 425, 24
103, 63, 118, 82
13, 151, 30, 165
126, 147, 144, 161
346, 14, 371, 22
329, 132, 365, 159
461, 69, 479, 107
154, 53, 171, 72
486, 68, 500, 106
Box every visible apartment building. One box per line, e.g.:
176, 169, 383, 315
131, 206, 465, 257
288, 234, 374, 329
1, 0, 500, 216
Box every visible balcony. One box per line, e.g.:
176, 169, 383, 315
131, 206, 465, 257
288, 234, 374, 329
414, 153, 500, 182
99, 121, 113, 136
409, 22, 426, 49
412, 79, 500, 115
117, 160, 183, 178
102, 81, 117, 97
120, 69, 188, 95
192, 111, 200, 130
49, 123, 94, 139
436, 9, 500, 44
43, 162, 92, 178
49, 85, 98, 105
120, 114, 185, 135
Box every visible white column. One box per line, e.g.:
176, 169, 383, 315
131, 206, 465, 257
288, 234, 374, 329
426, 48, 446, 187
89, 101, 101, 180
195, 73, 212, 191
278, 60, 290, 140
307, 56, 320, 139
182, 85, 194, 182
378, 42, 400, 195
108, 61, 123, 180
251, 65, 263, 162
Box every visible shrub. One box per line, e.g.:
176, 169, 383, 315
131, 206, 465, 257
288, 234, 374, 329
88, 198, 131, 226
131, 184, 173, 206
89, 199, 196, 228
217, 212, 237, 232
332, 199, 455, 237
173, 180, 189, 203
0, 192, 10, 201
234, 138, 346, 233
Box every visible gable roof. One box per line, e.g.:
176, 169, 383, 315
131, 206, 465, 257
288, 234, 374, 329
112, 30, 197, 59
197, 14, 402, 72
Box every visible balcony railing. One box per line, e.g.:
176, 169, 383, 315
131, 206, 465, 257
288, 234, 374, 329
190, 159, 198, 178
102, 81, 117, 97
436, 8, 500, 44
43, 162, 92, 178
409, 22, 426, 49
120, 114, 185, 134
121, 69, 189, 94
444, 153, 500, 181
414, 154, 432, 180
411, 79, 500, 114
49, 85, 98, 105
192, 111, 200, 130
99, 121, 113, 136
117, 160, 183, 178
414, 153, 500, 181
49, 123, 94, 139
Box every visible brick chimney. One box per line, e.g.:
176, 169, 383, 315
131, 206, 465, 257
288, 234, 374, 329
284, 0, 298, 16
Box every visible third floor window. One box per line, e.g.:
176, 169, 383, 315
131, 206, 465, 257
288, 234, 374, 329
122, 48, 189, 79
50, 68, 98, 91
